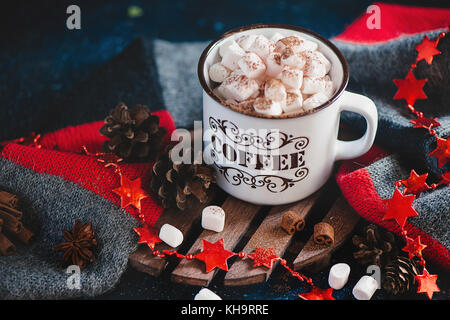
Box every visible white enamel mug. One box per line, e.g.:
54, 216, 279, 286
199, 24, 378, 205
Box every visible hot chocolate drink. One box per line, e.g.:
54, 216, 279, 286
208, 31, 334, 118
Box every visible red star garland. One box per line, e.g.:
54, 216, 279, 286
1, 132, 42, 148
416, 269, 440, 299
299, 287, 335, 300
438, 172, 450, 186
112, 174, 148, 211
410, 116, 440, 131
97, 153, 123, 168
415, 35, 441, 65
134, 226, 161, 250
397, 170, 431, 196
428, 136, 450, 168
382, 188, 419, 228
194, 238, 236, 273
393, 70, 428, 106
402, 235, 427, 259
247, 247, 280, 269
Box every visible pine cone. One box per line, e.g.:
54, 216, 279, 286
382, 255, 422, 295
53, 219, 97, 269
151, 145, 215, 210
353, 224, 398, 267
99, 103, 167, 162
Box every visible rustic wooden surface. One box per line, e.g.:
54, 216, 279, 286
223, 192, 320, 286
171, 196, 261, 286
293, 197, 360, 271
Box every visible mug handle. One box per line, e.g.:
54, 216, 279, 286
335, 91, 378, 161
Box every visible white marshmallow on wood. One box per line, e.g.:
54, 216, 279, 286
221, 42, 246, 70
159, 223, 183, 248
280, 47, 306, 68
265, 51, 283, 78
283, 91, 303, 113
253, 97, 283, 116
301, 75, 332, 95
279, 66, 303, 89
352, 275, 378, 300
264, 79, 287, 102
328, 263, 351, 290
202, 205, 226, 233
219, 70, 260, 102
238, 52, 267, 79
194, 288, 222, 300
304, 58, 327, 78
303, 92, 329, 110
236, 34, 257, 51
249, 35, 272, 59
209, 63, 231, 83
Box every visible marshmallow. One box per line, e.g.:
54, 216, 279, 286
301, 75, 332, 95
219, 39, 239, 57
352, 275, 378, 300
303, 92, 329, 110
328, 263, 351, 290
304, 58, 327, 78
253, 97, 283, 116
219, 71, 260, 101
305, 50, 331, 73
194, 288, 222, 300
236, 34, 257, 51
238, 52, 267, 79
283, 91, 303, 113
270, 32, 285, 43
209, 63, 231, 83
159, 224, 183, 248
264, 79, 287, 102
202, 205, 226, 233
265, 52, 283, 78
249, 35, 272, 59
279, 66, 303, 89
280, 48, 307, 68
221, 42, 246, 70
276, 36, 318, 53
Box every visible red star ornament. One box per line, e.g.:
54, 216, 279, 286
402, 236, 427, 259
393, 70, 427, 106
134, 226, 161, 250
112, 174, 148, 211
415, 35, 441, 65
97, 153, 123, 168
428, 136, 450, 168
299, 287, 335, 300
397, 170, 431, 196
194, 238, 235, 273
247, 247, 280, 269
410, 116, 440, 131
416, 269, 440, 300
438, 172, 450, 186
382, 188, 419, 228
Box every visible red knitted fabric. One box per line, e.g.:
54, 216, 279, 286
0, 110, 176, 226
335, 2, 450, 44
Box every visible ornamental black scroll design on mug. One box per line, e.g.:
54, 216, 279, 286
208, 117, 310, 193
209, 117, 309, 151
215, 164, 309, 193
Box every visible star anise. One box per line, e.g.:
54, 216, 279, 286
53, 219, 97, 269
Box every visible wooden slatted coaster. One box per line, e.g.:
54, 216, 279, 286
224, 192, 320, 286
171, 196, 261, 286
293, 197, 359, 272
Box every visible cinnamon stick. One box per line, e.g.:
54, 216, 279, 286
10, 226, 34, 245
0, 218, 3, 233
313, 222, 334, 246
0, 191, 19, 209
0, 202, 22, 219
0, 209, 23, 233
0, 232, 16, 256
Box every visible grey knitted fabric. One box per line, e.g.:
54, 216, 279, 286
0, 159, 139, 299
366, 155, 450, 250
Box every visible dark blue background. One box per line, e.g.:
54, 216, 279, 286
0, 0, 449, 300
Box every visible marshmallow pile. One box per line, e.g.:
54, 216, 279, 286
209, 32, 334, 116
